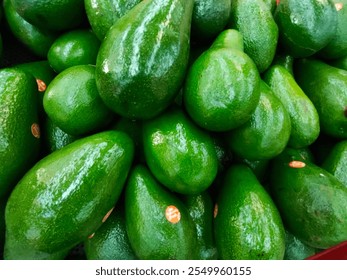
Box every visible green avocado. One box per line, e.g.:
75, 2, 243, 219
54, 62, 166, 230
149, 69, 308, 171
214, 164, 285, 260
227, 81, 291, 160
143, 108, 218, 195
125, 165, 197, 260
3, 0, 58, 58
263, 65, 320, 148
10, 0, 86, 32
48, 29, 101, 73
0, 68, 40, 200
4, 130, 134, 259
184, 29, 260, 132
191, 0, 231, 41
84, 0, 142, 40
95, 0, 194, 120
229, 0, 279, 73
274, 0, 338, 57
43, 65, 113, 136
319, 0, 347, 59
270, 147, 347, 249
294, 58, 347, 139
322, 140, 347, 187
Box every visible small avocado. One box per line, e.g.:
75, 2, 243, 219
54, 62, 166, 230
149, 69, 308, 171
143, 108, 218, 195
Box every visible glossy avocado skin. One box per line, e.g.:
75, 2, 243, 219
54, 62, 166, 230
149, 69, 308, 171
184, 29, 260, 132
270, 147, 347, 249
3, 0, 58, 58
214, 164, 285, 260
10, 0, 86, 32
294, 59, 347, 139
84, 207, 137, 260
4, 131, 134, 259
229, 0, 279, 73
274, 0, 337, 57
183, 192, 218, 260
0, 68, 40, 200
319, 0, 347, 59
44, 65, 113, 136
85, 0, 142, 40
48, 29, 101, 73
191, 0, 231, 41
227, 81, 291, 160
143, 108, 218, 195
322, 140, 347, 187
263, 65, 320, 148
96, 0, 194, 120
125, 165, 197, 260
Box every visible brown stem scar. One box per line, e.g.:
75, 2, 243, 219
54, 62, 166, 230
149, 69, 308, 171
36, 79, 47, 92
165, 205, 181, 224
214, 204, 218, 218
31, 123, 40, 139
289, 161, 306, 168
102, 207, 114, 223
335, 3, 343, 11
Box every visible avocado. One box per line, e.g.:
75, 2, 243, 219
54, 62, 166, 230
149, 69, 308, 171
319, 0, 347, 59
4, 130, 134, 259
214, 164, 285, 260
294, 58, 347, 139
330, 54, 347, 70
182, 192, 218, 260
322, 140, 347, 187
48, 29, 101, 73
263, 65, 320, 148
270, 147, 347, 249
184, 29, 261, 132
0, 68, 40, 200
95, 0, 194, 120
85, 0, 142, 40
227, 81, 291, 160
125, 165, 197, 260
43, 65, 113, 136
229, 0, 279, 73
143, 108, 218, 195
84, 206, 137, 260
10, 0, 86, 32
191, 0, 231, 41
274, 0, 338, 57
3, 0, 58, 58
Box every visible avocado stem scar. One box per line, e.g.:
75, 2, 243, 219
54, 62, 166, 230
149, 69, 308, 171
36, 79, 47, 92
289, 160, 306, 168
31, 123, 40, 139
88, 232, 95, 239
165, 205, 181, 224
102, 207, 114, 223
214, 204, 218, 218
335, 3, 343, 11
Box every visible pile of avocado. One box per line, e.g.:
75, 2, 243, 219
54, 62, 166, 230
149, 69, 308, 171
0, 0, 347, 260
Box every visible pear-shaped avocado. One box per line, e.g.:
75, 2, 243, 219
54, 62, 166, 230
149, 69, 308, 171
96, 0, 194, 120
125, 165, 197, 259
